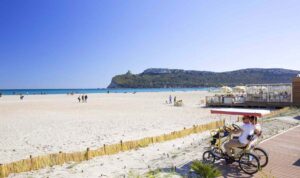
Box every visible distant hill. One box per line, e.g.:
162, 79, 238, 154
107, 68, 300, 88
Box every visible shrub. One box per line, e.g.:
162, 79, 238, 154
191, 160, 221, 178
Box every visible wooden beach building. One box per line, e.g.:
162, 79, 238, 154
293, 75, 300, 107
206, 76, 300, 108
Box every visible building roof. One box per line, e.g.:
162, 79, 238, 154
210, 108, 271, 117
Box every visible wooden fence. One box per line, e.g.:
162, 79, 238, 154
263, 107, 290, 119
0, 120, 225, 178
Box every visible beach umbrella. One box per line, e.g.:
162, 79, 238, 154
260, 86, 268, 93
221, 86, 233, 93
247, 86, 260, 94
233, 86, 246, 93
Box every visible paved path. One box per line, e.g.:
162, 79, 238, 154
218, 125, 300, 178
258, 125, 300, 178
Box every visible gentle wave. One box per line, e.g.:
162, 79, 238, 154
0, 88, 215, 95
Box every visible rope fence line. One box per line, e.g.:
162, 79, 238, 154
0, 120, 225, 178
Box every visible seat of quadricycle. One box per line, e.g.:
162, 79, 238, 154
237, 145, 248, 149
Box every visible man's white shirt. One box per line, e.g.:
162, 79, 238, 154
238, 124, 255, 144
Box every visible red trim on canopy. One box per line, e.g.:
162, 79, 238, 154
210, 110, 262, 117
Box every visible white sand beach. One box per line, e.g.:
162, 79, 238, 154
1, 91, 300, 178
0, 91, 214, 164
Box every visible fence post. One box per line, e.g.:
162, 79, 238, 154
0, 164, 5, 178
103, 144, 106, 155
120, 140, 123, 151
58, 151, 63, 165
30, 155, 33, 171
86, 148, 90, 160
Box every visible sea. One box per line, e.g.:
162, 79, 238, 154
0, 88, 215, 95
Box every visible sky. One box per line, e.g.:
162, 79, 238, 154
0, 0, 300, 89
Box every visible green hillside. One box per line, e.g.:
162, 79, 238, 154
108, 68, 300, 88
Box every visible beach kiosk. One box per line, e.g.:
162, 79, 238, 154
293, 75, 300, 107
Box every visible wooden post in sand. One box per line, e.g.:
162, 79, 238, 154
0, 164, 5, 178
193, 125, 196, 133
30, 155, 33, 171
86, 148, 90, 160
103, 144, 106, 155
120, 140, 123, 151
58, 151, 63, 165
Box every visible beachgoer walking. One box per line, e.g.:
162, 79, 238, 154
169, 95, 172, 104
85, 95, 88, 102
81, 95, 85, 102
78, 96, 81, 102
174, 96, 177, 103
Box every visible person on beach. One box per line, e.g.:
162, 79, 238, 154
174, 96, 177, 103
85, 95, 88, 102
169, 95, 172, 104
20, 95, 24, 100
224, 116, 255, 164
78, 96, 81, 102
81, 95, 85, 102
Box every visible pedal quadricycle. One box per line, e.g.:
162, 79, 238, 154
203, 108, 269, 175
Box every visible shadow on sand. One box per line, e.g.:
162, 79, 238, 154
293, 115, 300, 121
158, 160, 254, 178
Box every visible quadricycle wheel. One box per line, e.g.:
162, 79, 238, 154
211, 147, 223, 160
239, 152, 260, 175
253, 147, 268, 167
202, 150, 215, 164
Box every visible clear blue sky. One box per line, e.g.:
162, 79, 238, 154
1, 0, 300, 89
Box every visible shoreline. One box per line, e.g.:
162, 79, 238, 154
0, 90, 210, 96
0, 87, 214, 96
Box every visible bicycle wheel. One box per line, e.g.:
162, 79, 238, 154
253, 147, 268, 167
212, 147, 223, 160
239, 153, 260, 175
202, 150, 215, 164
